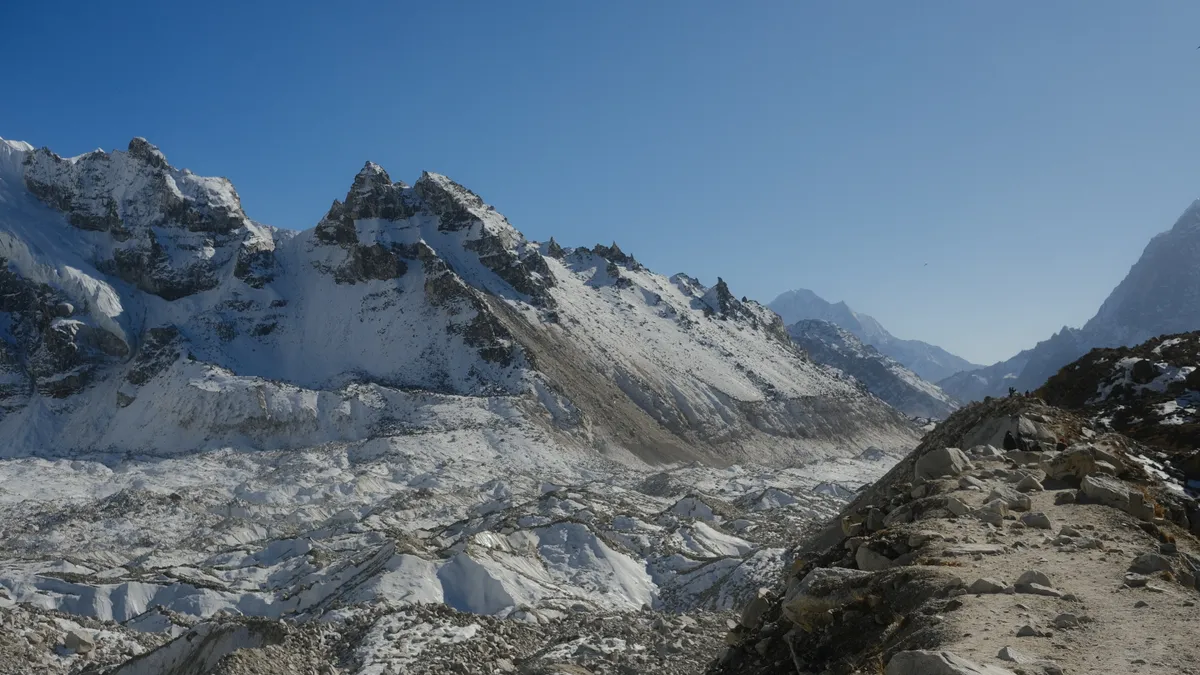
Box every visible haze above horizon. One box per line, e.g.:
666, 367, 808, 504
5, 1, 1200, 365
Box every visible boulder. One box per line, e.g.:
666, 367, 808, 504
856, 545, 894, 572
946, 497, 971, 516
987, 485, 1031, 512
886, 650, 1017, 675
64, 629, 94, 654
1043, 444, 1123, 481
1080, 475, 1131, 511
975, 499, 1009, 526
915, 447, 974, 481
782, 567, 872, 631
739, 588, 772, 629
1016, 475, 1044, 492
1129, 553, 1174, 575
1020, 512, 1053, 530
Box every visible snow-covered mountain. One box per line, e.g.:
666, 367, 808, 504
769, 289, 981, 382
940, 199, 1200, 402
0, 136, 921, 673
0, 137, 918, 465
787, 319, 959, 420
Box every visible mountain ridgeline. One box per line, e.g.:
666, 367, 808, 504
938, 199, 1200, 403
769, 288, 981, 383
0, 136, 919, 465
786, 319, 959, 420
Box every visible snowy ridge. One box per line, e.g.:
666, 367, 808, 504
769, 288, 981, 382
786, 319, 959, 419
0, 136, 917, 463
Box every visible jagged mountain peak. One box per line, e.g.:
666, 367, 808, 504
944, 197, 1200, 403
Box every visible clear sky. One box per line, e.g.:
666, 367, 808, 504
5, 2, 1200, 365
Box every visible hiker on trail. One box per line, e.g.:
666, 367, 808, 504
1003, 430, 1018, 451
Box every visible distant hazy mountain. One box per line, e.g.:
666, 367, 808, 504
769, 289, 982, 382
787, 319, 960, 419
940, 199, 1200, 402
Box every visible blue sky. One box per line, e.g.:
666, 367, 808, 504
5, 2, 1200, 365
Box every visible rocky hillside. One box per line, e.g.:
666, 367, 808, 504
941, 199, 1200, 403
770, 289, 981, 383
787, 319, 960, 420
0, 136, 918, 465
1040, 331, 1200, 487
708, 396, 1200, 675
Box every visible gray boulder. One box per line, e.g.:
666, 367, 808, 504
1080, 475, 1131, 511
781, 567, 872, 630
887, 650, 1017, 675
915, 447, 974, 481
987, 485, 1031, 512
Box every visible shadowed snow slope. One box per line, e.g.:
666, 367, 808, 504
787, 319, 959, 420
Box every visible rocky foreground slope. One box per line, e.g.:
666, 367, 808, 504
709, 396, 1200, 675
1039, 331, 1200, 482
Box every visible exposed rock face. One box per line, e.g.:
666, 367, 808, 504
770, 288, 982, 382
789, 319, 960, 419
22, 138, 275, 301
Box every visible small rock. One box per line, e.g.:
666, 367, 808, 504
1016, 475, 1045, 492
1059, 526, 1081, 537
886, 650, 1017, 675
1020, 512, 1053, 529
1016, 624, 1048, 637
1052, 613, 1080, 629
997, 645, 1035, 663
1054, 491, 1077, 505
908, 531, 943, 548
959, 475, 988, 490
1016, 570, 1052, 587
1019, 583, 1064, 598
1124, 573, 1150, 588
969, 577, 1010, 594
1134, 600, 1149, 608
